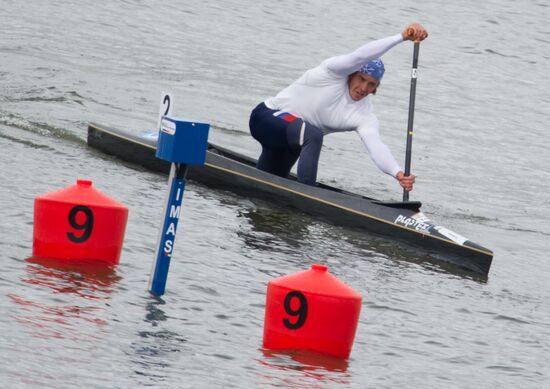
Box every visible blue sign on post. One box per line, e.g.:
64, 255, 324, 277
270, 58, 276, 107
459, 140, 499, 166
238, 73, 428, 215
156, 116, 210, 164
148, 114, 210, 296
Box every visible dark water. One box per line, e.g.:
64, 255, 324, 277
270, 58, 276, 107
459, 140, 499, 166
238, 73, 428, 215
1, 0, 549, 387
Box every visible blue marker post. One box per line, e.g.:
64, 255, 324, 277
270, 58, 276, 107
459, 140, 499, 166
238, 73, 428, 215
148, 115, 210, 296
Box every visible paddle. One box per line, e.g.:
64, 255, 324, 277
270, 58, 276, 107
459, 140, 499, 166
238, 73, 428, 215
403, 40, 420, 202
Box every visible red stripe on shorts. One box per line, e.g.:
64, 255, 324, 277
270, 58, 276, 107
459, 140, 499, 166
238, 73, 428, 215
280, 113, 298, 122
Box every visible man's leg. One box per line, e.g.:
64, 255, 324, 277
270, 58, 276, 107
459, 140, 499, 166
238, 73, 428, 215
286, 120, 324, 185
250, 103, 300, 177
257, 147, 290, 176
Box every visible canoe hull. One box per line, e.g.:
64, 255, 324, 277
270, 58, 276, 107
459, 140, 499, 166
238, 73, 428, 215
87, 123, 493, 275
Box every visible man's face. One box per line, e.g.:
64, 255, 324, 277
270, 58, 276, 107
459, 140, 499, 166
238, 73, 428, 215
348, 72, 380, 101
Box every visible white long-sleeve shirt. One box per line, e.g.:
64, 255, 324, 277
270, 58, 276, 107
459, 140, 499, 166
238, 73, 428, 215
265, 33, 404, 177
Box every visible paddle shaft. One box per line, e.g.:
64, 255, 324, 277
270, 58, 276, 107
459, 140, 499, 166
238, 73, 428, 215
403, 42, 420, 202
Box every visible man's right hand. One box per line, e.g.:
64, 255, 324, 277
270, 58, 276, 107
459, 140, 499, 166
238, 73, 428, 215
402, 23, 429, 42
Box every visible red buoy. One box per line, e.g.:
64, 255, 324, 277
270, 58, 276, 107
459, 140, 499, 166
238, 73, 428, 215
33, 179, 128, 265
263, 264, 362, 359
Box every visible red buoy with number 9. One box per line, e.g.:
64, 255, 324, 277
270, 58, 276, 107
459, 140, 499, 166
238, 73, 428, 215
263, 264, 362, 359
32, 179, 128, 265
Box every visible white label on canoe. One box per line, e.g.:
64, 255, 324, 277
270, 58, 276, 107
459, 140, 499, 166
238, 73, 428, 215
394, 213, 432, 233
160, 118, 176, 135
412, 212, 431, 224
433, 226, 468, 245
412, 68, 418, 78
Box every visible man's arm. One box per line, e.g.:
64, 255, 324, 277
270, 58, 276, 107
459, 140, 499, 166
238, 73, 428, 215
357, 123, 417, 191
356, 121, 401, 178
325, 34, 403, 76
324, 23, 429, 77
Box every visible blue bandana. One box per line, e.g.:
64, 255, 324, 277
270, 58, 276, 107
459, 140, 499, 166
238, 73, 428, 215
359, 58, 385, 81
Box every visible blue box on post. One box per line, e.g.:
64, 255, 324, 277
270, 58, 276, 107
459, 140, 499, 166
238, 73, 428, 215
156, 116, 210, 164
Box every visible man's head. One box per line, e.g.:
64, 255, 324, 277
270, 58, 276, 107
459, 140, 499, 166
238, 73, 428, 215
348, 58, 385, 101
360, 58, 385, 81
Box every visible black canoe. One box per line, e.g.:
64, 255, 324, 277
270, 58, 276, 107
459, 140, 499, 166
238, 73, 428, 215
87, 122, 493, 275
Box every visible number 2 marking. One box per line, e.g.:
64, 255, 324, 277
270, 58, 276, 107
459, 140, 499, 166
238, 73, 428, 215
163, 94, 171, 116
67, 205, 94, 243
283, 291, 308, 330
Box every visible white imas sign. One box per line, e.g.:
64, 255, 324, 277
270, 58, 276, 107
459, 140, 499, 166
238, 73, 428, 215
163, 188, 183, 256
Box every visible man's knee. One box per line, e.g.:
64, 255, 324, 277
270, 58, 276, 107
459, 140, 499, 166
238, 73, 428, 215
303, 124, 323, 147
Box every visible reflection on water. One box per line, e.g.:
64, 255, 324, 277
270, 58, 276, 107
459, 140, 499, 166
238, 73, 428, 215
7, 293, 108, 339
23, 256, 121, 299
258, 348, 351, 387
343, 230, 490, 282
8, 257, 121, 340
237, 203, 488, 281
237, 206, 312, 251
128, 297, 189, 384
144, 297, 169, 325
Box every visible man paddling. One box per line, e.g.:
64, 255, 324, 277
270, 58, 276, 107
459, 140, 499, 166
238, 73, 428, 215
249, 23, 428, 191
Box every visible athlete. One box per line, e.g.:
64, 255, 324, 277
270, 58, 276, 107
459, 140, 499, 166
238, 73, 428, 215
249, 23, 428, 191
